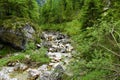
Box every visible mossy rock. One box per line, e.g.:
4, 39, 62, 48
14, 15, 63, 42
0, 17, 41, 50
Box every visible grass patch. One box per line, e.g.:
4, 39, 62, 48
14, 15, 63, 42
0, 45, 15, 56
81, 70, 109, 80
40, 20, 81, 36
0, 53, 26, 67
30, 47, 50, 64
0, 58, 9, 67
9, 53, 26, 62
0, 44, 50, 67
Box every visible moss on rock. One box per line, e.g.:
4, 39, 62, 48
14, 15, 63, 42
0, 17, 41, 50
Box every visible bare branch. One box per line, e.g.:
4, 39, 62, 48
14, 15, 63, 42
111, 27, 120, 49
98, 44, 120, 57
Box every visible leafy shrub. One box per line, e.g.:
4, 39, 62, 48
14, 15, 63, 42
67, 19, 120, 80
64, 20, 81, 36
30, 47, 50, 64
0, 0, 40, 22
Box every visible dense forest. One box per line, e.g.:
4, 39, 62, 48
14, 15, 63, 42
0, 0, 120, 80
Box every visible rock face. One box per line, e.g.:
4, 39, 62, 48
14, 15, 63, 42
0, 24, 35, 50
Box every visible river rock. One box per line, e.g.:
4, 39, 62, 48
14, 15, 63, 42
23, 24, 35, 39
61, 39, 71, 44
42, 41, 52, 48
36, 44, 41, 48
49, 65, 64, 80
14, 63, 28, 71
0, 73, 10, 80
65, 44, 73, 52
0, 24, 35, 50
40, 71, 51, 80
0, 67, 15, 80
38, 64, 48, 72
0, 31, 73, 80
47, 52, 62, 61
27, 69, 40, 80
7, 62, 17, 67
57, 33, 67, 40
48, 47, 57, 52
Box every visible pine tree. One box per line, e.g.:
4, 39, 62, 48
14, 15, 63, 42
0, 0, 40, 22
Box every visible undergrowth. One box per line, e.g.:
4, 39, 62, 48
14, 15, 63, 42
0, 42, 50, 67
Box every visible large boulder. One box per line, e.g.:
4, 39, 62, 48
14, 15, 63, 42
49, 65, 64, 80
40, 65, 64, 80
0, 23, 35, 50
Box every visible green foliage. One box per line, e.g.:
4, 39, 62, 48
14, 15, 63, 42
9, 53, 26, 62
0, 46, 50, 67
40, 0, 85, 24
0, 47, 11, 56
26, 42, 35, 50
30, 47, 50, 64
64, 20, 81, 35
2, 17, 31, 29
1, 17, 40, 30
0, 58, 9, 67
0, 0, 40, 22
1, 17, 41, 43
68, 19, 120, 80
81, 70, 109, 80
0, 52, 26, 67
0, 0, 120, 80
41, 20, 81, 36
40, 23, 65, 31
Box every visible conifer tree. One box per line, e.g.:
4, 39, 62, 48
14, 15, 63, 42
0, 0, 40, 22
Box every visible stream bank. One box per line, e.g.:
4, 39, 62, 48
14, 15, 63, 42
0, 31, 74, 80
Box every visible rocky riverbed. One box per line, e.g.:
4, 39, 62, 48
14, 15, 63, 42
0, 31, 73, 80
